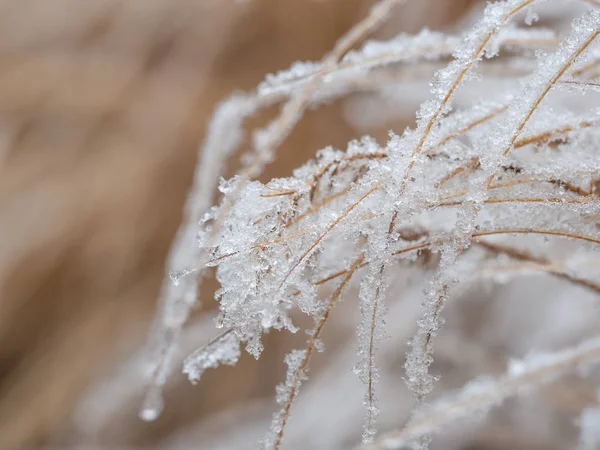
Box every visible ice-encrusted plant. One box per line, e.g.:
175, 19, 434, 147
140, 0, 600, 448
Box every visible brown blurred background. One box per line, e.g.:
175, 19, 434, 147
0, 1, 478, 448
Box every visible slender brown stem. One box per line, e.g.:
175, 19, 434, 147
278, 184, 380, 290
487, 29, 600, 188
314, 228, 600, 285
561, 79, 600, 87
477, 241, 600, 295
365, 337, 600, 449
307, 153, 387, 201
272, 254, 365, 450
404, 0, 535, 187
261, 190, 297, 198
439, 196, 594, 207
364, 211, 399, 438
434, 157, 480, 188
514, 119, 596, 149
430, 105, 508, 152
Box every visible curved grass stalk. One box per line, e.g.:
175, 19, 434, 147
472, 227, 600, 244
211, 193, 598, 267
363, 334, 600, 450
476, 240, 600, 295
514, 118, 599, 149
402, 0, 537, 187
429, 105, 509, 152
359, 211, 399, 443
314, 228, 600, 285
493, 177, 593, 196
486, 24, 600, 188
476, 259, 600, 293
253, 0, 403, 182
439, 195, 596, 206
436, 172, 599, 200
278, 184, 381, 290
268, 254, 365, 450
140, 93, 260, 421
262, 32, 557, 98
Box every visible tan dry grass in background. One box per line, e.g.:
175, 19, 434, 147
0, 1, 477, 448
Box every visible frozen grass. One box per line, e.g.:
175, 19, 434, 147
142, 1, 600, 448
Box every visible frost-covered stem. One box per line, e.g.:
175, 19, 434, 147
562, 79, 600, 87
440, 196, 596, 206
477, 259, 600, 295
476, 241, 600, 295
251, 0, 403, 179
182, 329, 241, 384
364, 335, 600, 450
486, 23, 600, 187
405, 275, 452, 405
430, 105, 508, 152
572, 56, 600, 77
268, 254, 365, 450
278, 184, 380, 289
401, 0, 538, 185
140, 94, 258, 421
514, 117, 598, 148
314, 228, 600, 285
358, 211, 398, 443
404, 227, 600, 250
445, 175, 597, 199
366, 266, 384, 430
328, 0, 405, 61
263, 32, 557, 98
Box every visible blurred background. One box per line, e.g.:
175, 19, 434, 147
6, 1, 588, 449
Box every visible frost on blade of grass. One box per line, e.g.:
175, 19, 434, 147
183, 330, 241, 384
369, 335, 600, 450
140, 93, 258, 421
258, 26, 556, 99
263, 254, 364, 450
354, 213, 395, 444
